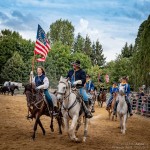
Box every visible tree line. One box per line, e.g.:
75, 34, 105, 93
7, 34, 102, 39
0, 16, 150, 90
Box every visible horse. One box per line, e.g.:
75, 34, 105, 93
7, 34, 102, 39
117, 85, 128, 134
57, 76, 89, 142
97, 89, 106, 107
107, 92, 118, 121
1, 85, 19, 96
24, 83, 63, 140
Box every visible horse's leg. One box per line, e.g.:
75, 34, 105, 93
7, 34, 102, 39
115, 113, 117, 121
101, 101, 103, 107
32, 113, 39, 140
11, 90, 14, 96
69, 115, 78, 141
56, 116, 62, 134
50, 112, 54, 132
83, 118, 89, 142
122, 114, 127, 134
64, 117, 70, 139
75, 118, 81, 136
38, 118, 46, 135
120, 115, 123, 133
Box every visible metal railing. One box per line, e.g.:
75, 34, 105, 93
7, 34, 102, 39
131, 93, 150, 117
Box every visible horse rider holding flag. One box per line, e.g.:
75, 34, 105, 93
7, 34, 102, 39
29, 66, 58, 118
66, 60, 93, 119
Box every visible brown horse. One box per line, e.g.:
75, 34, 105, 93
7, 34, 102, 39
24, 83, 63, 140
97, 90, 106, 107
107, 92, 118, 121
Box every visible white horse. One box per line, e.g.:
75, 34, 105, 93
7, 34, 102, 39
117, 84, 128, 134
57, 76, 89, 142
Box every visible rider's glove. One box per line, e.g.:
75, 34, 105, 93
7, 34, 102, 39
30, 71, 33, 75
73, 80, 82, 85
36, 85, 45, 90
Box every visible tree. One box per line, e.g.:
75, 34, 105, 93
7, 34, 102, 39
49, 19, 74, 47
43, 41, 71, 88
120, 42, 134, 58
87, 65, 102, 87
83, 35, 92, 56
73, 33, 85, 53
0, 51, 26, 82
132, 15, 150, 89
0, 29, 34, 79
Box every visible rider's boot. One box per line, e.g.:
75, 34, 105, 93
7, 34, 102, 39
125, 96, 133, 116
83, 101, 93, 118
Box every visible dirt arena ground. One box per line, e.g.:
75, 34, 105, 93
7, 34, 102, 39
0, 95, 150, 150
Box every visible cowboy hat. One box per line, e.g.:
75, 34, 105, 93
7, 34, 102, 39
71, 60, 80, 67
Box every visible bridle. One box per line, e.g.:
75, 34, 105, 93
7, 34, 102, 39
57, 80, 79, 119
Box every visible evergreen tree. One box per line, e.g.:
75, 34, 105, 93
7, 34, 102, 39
73, 33, 85, 53
49, 19, 74, 47
0, 51, 26, 82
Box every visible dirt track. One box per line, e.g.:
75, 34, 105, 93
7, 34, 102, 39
0, 95, 150, 150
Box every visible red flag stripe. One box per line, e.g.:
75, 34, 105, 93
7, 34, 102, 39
35, 40, 49, 53
34, 46, 47, 57
34, 47, 47, 57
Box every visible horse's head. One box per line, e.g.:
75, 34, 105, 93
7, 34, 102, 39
57, 76, 70, 101
23, 83, 37, 105
15, 85, 19, 90
119, 84, 125, 96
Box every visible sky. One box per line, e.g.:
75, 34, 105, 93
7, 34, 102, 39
0, 0, 150, 62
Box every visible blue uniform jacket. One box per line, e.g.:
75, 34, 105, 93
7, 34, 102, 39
86, 80, 94, 92
110, 86, 119, 94
67, 69, 86, 87
119, 83, 130, 96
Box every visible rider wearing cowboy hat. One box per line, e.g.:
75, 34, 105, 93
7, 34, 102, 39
67, 60, 93, 118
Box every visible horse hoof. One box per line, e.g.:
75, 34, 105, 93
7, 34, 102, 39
51, 128, 54, 132
75, 138, 79, 142
59, 131, 62, 135
82, 137, 86, 142
32, 136, 35, 140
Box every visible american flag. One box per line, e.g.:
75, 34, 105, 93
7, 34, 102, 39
34, 24, 51, 62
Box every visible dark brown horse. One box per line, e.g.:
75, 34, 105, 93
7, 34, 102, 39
1, 85, 19, 96
97, 90, 106, 107
24, 83, 63, 140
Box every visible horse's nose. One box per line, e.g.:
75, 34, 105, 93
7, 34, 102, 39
57, 95, 61, 100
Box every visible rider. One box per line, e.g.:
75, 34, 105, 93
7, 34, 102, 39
106, 82, 118, 110
30, 66, 58, 117
113, 77, 133, 116
85, 74, 95, 112
8, 81, 11, 92
67, 60, 93, 118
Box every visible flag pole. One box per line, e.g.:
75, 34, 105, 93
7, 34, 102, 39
32, 52, 36, 72
30, 51, 36, 83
